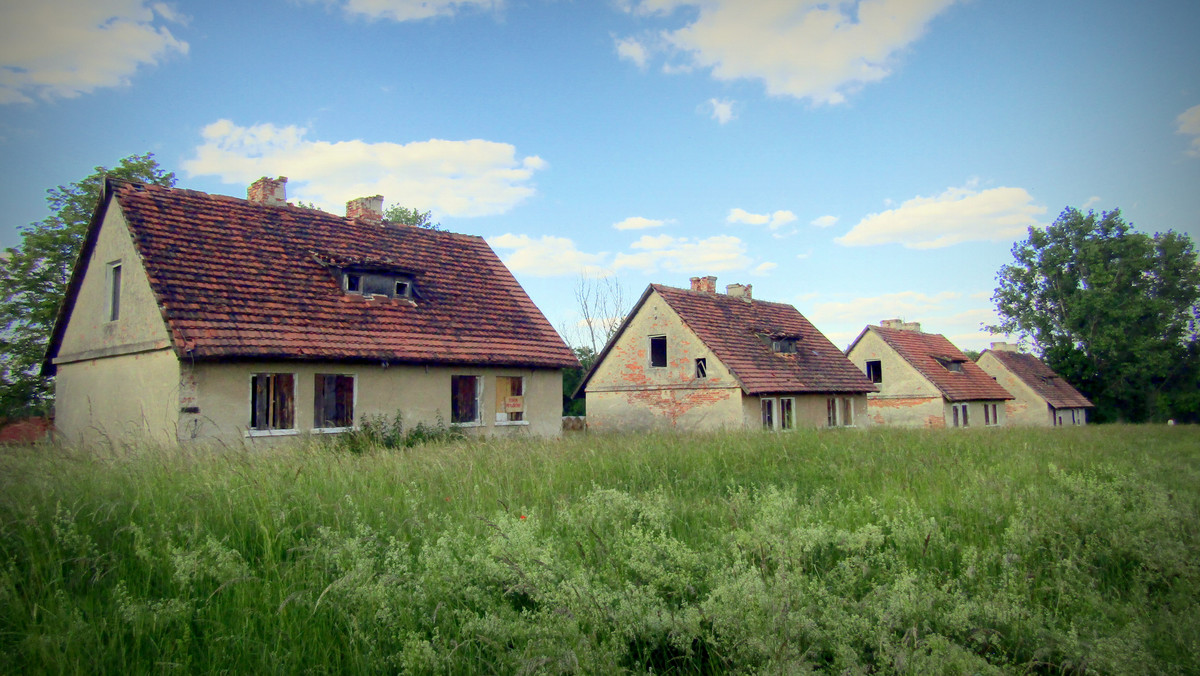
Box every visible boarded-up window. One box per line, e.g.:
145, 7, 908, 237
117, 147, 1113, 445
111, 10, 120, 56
649, 336, 667, 367
251, 373, 294, 431
496, 376, 525, 422
451, 375, 480, 424
314, 374, 355, 428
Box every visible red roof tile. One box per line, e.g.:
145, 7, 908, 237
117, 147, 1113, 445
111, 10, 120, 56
981, 349, 1093, 409
863, 326, 1013, 402
650, 285, 876, 395
46, 180, 577, 371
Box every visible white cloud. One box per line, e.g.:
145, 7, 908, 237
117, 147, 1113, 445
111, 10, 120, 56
1082, 195, 1102, 209
613, 234, 752, 273
618, 0, 959, 104
727, 208, 797, 230
615, 36, 649, 68
836, 184, 1045, 249
810, 214, 839, 228
751, 261, 777, 276
613, 216, 669, 230
1177, 104, 1200, 157
807, 290, 961, 327
0, 0, 187, 104
707, 98, 736, 124
325, 0, 499, 21
488, 234, 605, 277
184, 119, 545, 217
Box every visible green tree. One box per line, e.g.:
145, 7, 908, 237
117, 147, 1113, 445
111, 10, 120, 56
562, 345, 595, 416
0, 153, 176, 418
988, 207, 1200, 422
384, 205, 441, 230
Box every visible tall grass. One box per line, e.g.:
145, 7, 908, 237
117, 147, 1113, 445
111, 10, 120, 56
1, 426, 1197, 673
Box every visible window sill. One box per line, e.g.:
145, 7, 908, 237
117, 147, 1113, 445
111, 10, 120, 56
495, 420, 530, 427
452, 421, 483, 428
244, 429, 299, 438
312, 426, 353, 434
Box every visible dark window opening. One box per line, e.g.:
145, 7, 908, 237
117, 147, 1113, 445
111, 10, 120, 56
772, 339, 797, 353
761, 399, 774, 429
695, 358, 707, 379
395, 281, 409, 297
251, 373, 294, 431
865, 360, 882, 383
937, 357, 965, 373
451, 375, 479, 424
650, 336, 667, 367
109, 263, 122, 322
314, 374, 354, 428
345, 271, 413, 299
345, 273, 361, 292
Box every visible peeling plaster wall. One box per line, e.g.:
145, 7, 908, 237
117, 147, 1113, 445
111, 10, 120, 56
585, 291, 745, 431
54, 349, 180, 446
847, 330, 945, 427
941, 399, 1007, 428
190, 362, 564, 443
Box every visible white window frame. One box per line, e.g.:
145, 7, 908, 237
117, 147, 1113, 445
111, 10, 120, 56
761, 397, 796, 431
451, 374, 483, 427
494, 375, 529, 426
826, 396, 856, 428
106, 260, 122, 322
245, 372, 298, 438
313, 373, 357, 433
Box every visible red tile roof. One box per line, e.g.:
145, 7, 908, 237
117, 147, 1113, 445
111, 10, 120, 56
860, 325, 1013, 402
585, 284, 875, 395
46, 180, 577, 371
981, 349, 1093, 409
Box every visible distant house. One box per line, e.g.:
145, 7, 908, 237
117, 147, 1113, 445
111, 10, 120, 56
576, 276, 876, 432
845, 320, 1013, 428
42, 177, 577, 445
976, 342, 1093, 426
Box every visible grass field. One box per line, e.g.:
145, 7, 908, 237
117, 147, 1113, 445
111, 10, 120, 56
1, 426, 1198, 674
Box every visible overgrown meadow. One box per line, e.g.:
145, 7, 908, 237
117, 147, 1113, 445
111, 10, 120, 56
1, 426, 1198, 674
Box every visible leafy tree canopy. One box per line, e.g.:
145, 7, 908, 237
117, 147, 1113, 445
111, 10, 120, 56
0, 153, 176, 418
988, 207, 1200, 422
384, 205, 441, 230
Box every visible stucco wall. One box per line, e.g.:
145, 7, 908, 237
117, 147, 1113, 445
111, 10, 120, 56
54, 348, 180, 446
745, 394, 870, 429
941, 399, 1007, 428
56, 202, 173, 360
187, 361, 564, 442
585, 291, 745, 431
847, 330, 946, 427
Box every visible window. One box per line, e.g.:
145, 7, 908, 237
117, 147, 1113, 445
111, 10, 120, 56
250, 373, 295, 431
761, 398, 774, 429
865, 360, 882, 383
937, 357, 965, 373
344, 271, 413, 299
772, 338, 797, 353
107, 262, 122, 322
779, 398, 795, 430
985, 403, 998, 426
825, 397, 854, 427
952, 403, 969, 427
495, 376, 525, 423
314, 374, 354, 429
649, 336, 667, 368
952, 405, 959, 427
451, 375, 481, 425
695, 358, 707, 379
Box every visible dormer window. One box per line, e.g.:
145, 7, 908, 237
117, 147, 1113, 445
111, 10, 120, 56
758, 332, 800, 354
936, 357, 966, 373
343, 270, 414, 299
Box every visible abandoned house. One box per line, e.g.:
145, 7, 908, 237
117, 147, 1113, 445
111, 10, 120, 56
975, 342, 1093, 426
42, 176, 578, 445
845, 320, 1013, 428
575, 276, 877, 432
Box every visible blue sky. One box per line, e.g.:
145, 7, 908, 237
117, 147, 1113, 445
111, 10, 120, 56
3, 0, 1199, 351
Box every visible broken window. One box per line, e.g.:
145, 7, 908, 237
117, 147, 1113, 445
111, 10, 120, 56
495, 376, 525, 423
779, 398, 795, 430
865, 360, 882, 383
649, 336, 667, 367
107, 261, 122, 322
451, 375, 480, 424
695, 358, 707, 379
936, 357, 965, 373
344, 271, 413, 299
761, 398, 774, 429
314, 374, 355, 429
250, 373, 295, 431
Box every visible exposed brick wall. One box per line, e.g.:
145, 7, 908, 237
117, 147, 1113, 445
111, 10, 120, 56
346, 195, 384, 223
689, 276, 717, 294
247, 176, 287, 207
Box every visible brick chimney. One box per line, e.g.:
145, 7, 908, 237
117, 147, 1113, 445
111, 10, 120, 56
725, 283, 752, 300
990, 341, 1018, 352
346, 195, 384, 224
248, 176, 287, 207
689, 275, 718, 294
880, 318, 921, 332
